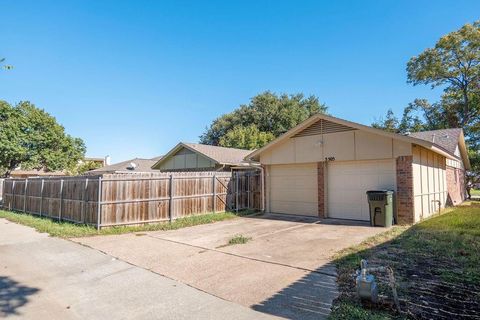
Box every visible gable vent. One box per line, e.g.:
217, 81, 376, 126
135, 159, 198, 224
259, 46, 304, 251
292, 119, 356, 138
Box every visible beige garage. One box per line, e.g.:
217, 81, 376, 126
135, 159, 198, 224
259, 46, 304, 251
327, 159, 395, 221
247, 114, 470, 224
268, 163, 318, 216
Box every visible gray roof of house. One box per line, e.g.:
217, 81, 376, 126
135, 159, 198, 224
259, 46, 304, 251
89, 156, 162, 174
409, 128, 463, 156
181, 143, 253, 165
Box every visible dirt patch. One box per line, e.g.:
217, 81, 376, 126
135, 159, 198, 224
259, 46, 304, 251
333, 211, 480, 319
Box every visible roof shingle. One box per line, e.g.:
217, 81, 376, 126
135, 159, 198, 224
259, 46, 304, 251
409, 128, 462, 156
182, 143, 253, 165
89, 156, 162, 174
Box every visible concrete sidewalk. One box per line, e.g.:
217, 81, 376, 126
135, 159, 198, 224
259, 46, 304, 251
0, 219, 276, 320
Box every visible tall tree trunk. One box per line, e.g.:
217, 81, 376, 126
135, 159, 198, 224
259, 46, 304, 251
462, 86, 470, 126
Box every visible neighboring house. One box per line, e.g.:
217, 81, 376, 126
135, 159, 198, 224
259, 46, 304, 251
81, 156, 110, 167
409, 129, 468, 206
152, 142, 256, 172
246, 114, 470, 224
9, 156, 110, 178
88, 156, 162, 175
9, 169, 66, 178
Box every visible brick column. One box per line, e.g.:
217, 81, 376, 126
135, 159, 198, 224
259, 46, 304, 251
317, 162, 326, 218
396, 156, 414, 224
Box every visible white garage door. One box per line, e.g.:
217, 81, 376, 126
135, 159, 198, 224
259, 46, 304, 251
269, 163, 318, 216
327, 160, 395, 221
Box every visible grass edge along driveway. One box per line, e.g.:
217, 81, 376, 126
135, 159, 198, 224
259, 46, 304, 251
0, 209, 256, 238
329, 203, 480, 320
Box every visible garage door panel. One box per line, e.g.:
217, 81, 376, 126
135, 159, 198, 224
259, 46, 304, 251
270, 188, 316, 202
271, 201, 318, 216
270, 176, 316, 189
328, 160, 395, 221
378, 174, 395, 188
270, 163, 314, 176
328, 202, 367, 220
269, 164, 318, 216
329, 190, 358, 203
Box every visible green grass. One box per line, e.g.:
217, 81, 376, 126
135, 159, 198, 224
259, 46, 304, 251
470, 189, 480, 196
227, 234, 252, 245
330, 303, 394, 320
329, 205, 480, 319
0, 209, 257, 238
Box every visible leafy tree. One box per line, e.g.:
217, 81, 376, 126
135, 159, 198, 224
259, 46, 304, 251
68, 160, 103, 175
466, 149, 480, 198
219, 125, 275, 149
372, 109, 400, 132
398, 101, 428, 133
406, 21, 480, 128
374, 21, 480, 197
0, 101, 86, 177
200, 91, 327, 148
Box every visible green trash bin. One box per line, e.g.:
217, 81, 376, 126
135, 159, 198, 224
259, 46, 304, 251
366, 190, 394, 227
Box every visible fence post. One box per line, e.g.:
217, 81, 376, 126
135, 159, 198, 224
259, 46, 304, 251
59, 179, 64, 221
0, 179, 4, 208
212, 175, 216, 213
11, 180, 16, 211
82, 178, 89, 224
96, 177, 102, 230
247, 173, 250, 210
39, 179, 44, 217
235, 171, 239, 213
23, 179, 28, 213
169, 175, 174, 222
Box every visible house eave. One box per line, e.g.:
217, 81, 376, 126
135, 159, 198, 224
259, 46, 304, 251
245, 113, 456, 161
152, 142, 222, 170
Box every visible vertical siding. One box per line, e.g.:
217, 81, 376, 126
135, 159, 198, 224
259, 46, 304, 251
412, 145, 447, 220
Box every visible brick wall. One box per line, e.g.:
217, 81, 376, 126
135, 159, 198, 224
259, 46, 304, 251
396, 156, 414, 224
317, 162, 325, 218
446, 166, 467, 205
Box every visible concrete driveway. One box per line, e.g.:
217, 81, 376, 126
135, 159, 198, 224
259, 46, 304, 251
0, 219, 274, 320
75, 213, 385, 319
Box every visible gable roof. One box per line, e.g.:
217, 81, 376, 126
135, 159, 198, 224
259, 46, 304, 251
152, 142, 253, 169
409, 128, 470, 169
245, 113, 464, 165
89, 156, 161, 174
408, 128, 462, 155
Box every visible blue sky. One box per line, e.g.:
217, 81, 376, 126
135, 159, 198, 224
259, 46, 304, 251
2, 1, 479, 162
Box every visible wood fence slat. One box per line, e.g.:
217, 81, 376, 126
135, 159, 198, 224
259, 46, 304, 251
97, 177, 102, 230
1, 170, 261, 228
169, 175, 173, 222
59, 179, 64, 221
23, 179, 27, 212
39, 179, 44, 216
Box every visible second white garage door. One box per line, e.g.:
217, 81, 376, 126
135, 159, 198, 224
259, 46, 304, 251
269, 163, 318, 216
327, 159, 395, 221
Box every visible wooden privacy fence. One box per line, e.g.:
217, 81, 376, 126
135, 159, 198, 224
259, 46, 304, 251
1, 171, 262, 229
0, 179, 4, 202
